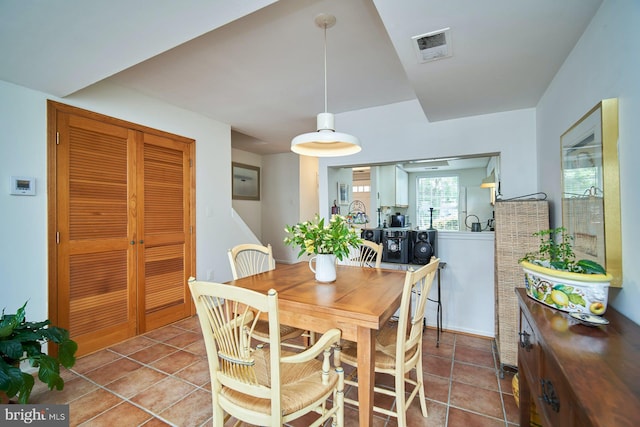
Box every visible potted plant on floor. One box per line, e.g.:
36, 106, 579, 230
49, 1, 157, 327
519, 227, 612, 316
1, 301, 78, 403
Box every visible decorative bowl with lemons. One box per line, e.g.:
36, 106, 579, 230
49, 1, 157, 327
520, 260, 611, 315
520, 227, 611, 316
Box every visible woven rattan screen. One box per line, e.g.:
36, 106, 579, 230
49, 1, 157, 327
494, 200, 548, 370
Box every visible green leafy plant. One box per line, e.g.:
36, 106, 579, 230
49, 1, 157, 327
284, 214, 362, 261
520, 227, 606, 274
0, 301, 78, 403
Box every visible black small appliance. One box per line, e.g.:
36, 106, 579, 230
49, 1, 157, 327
361, 228, 381, 244
410, 230, 437, 264
390, 213, 405, 228
382, 229, 410, 263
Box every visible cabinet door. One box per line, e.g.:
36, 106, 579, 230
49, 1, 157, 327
538, 353, 573, 426
518, 310, 540, 386
50, 102, 195, 356
395, 167, 408, 206
378, 165, 395, 207
54, 112, 138, 356
137, 133, 194, 332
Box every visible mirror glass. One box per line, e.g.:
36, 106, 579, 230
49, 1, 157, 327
561, 99, 622, 286
328, 153, 500, 232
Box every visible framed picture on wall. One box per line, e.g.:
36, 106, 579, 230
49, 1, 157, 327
338, 182, 349, 205
232, 162, 260, 200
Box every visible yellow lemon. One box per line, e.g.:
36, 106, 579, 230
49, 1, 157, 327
551, 290, 569, 307
589, 302, 605, 315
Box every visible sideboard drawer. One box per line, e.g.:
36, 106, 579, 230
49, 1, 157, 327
518, 308, 539, 382
538, 353, 572, 426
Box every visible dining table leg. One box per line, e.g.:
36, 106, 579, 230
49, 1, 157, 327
357, 326, 376, 427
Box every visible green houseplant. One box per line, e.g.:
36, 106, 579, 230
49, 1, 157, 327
284, 214, 361, 261
519, 227, 612, 315
0, 301, 78, 403
284, 214, 362, 282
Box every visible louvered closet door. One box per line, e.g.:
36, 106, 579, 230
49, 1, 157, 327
56, 113, 138, 355
137, 133, 193, 332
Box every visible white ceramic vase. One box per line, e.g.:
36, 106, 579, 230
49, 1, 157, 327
309, 254, 337, 283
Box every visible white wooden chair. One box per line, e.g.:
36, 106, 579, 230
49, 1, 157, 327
337, 240, 383, 268
336, 257, 440, 426
188, 278, 344, 427
228, 243, 276, 280
228, 243, 308, 349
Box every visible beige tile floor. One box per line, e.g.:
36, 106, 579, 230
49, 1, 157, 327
27, 317, 520, 426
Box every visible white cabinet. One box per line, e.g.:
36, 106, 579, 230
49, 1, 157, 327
395, 166, 408, 206
378, 165, 408, 207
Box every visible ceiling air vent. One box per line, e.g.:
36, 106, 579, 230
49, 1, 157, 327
411, 28, 451, 63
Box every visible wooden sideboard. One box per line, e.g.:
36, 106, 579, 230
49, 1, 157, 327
516, 288, 640, 427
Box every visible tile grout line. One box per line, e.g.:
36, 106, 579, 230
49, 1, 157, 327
69, 332, 210, 426
492, 338, 511, 427
445, 335, 514, 426
68, 368, 179, 427
444, 334, 456, 426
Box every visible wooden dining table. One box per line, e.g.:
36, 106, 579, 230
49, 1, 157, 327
227, 261, 408, 427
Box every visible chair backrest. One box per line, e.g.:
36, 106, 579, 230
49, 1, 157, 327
228, 243, 275, 280
395, 257, 440, 364
188, 279, 284, 415
338, 240, 383, 268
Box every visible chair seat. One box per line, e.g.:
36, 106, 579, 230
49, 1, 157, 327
252, 320, 305, 342
221, 348, 339, 416
340, 325, 418, 371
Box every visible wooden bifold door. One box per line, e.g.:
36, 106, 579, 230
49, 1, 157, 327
48, 101, 195, 356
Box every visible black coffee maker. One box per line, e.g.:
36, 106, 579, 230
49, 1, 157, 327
390, 213, 405, 228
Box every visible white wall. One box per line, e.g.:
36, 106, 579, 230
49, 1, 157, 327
320, 104, 537, 219
0, 80, 256, 321
435, 232, 495, 337
0, 81, 50, 319
231, 148, 263, 240
298, 155, 319, 224
261, 153, 301, 264
261, 153, 319, 264
536, 0, 640, 324
328, 167, 354, 212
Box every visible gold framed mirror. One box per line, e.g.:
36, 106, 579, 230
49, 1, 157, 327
561, 98, 621, 286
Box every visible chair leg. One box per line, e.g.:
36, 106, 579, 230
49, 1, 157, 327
213, 403, 225, 426
416, 350, 429, 417
334, 366, 345, 427
395, 372, 408, 427
333, 343, 341, 368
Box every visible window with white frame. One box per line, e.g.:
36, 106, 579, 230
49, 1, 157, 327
416, 176, 459, 230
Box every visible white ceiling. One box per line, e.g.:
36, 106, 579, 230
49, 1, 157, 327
0, 0, 602, 155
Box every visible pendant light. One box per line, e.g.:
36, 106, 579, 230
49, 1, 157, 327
291, 13, 361, 157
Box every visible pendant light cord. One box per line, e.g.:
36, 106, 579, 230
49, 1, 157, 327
323, 23, 328, 114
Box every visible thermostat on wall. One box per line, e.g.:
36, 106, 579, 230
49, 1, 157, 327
10, 176, 36, 195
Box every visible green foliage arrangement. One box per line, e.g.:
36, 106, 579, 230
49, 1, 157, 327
0, 301, 78, 403
520, 227, 606, 274
284, 214, 362, 261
